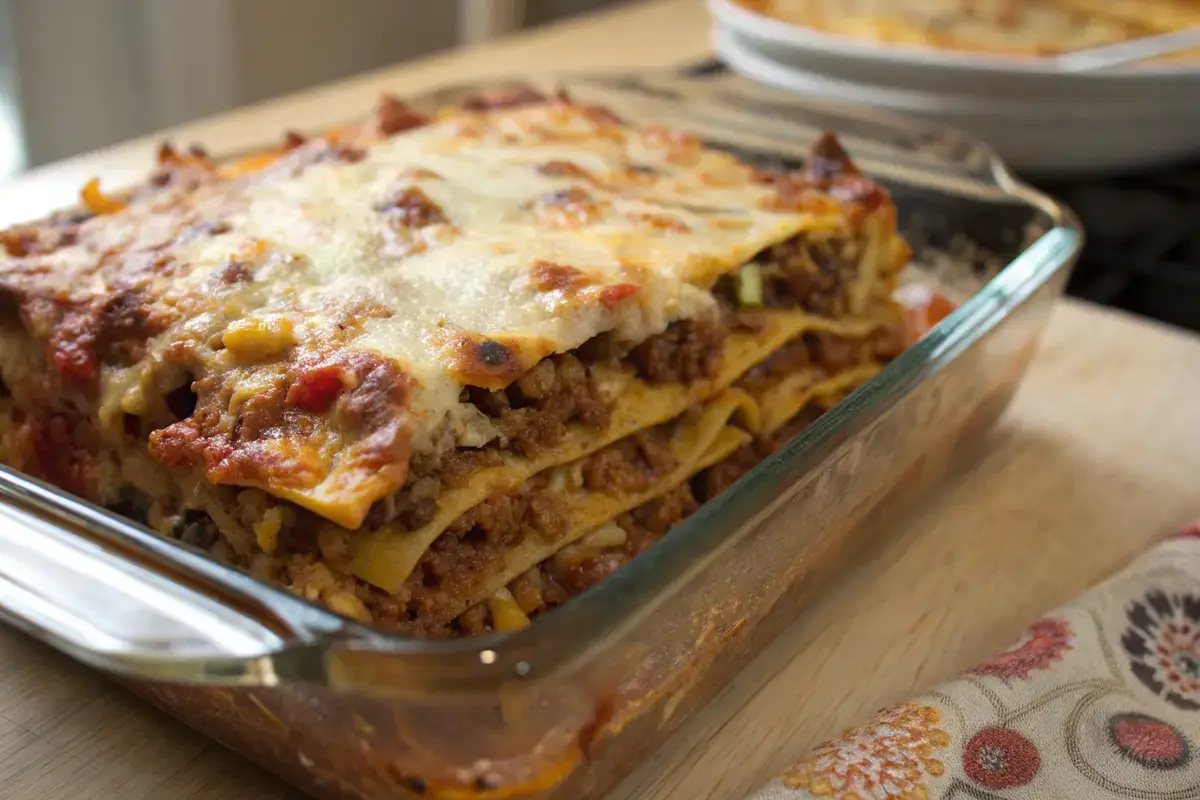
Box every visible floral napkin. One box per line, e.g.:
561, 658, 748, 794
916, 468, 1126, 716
750, 525, 1200, 800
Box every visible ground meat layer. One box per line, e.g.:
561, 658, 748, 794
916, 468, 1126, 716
457, 403, 828, 636
145, 317, 896, 636
371, 419, 682, 635
392, 322, 898, 634
726, 232, 868, 317
190, 412, 688, 637
136, 390, 837, 639
451, 319, 906, 635
367, 318, 726, 534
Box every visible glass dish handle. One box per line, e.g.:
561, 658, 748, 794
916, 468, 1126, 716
0, 466, 349, 685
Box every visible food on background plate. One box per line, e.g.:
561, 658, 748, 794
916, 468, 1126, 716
0, 88, 923, 637
736, 0, 1200, 60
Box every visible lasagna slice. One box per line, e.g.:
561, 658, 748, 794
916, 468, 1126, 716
0, 91, 909, 636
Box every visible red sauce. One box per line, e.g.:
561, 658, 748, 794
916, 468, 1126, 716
596, 283, 639, 310
897, 285, 957, 345
287, 365, 345, 414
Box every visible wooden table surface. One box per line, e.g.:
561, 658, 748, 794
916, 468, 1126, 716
1, 2, 1198, 798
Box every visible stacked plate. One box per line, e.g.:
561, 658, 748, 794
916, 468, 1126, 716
709, 0, 1200, 175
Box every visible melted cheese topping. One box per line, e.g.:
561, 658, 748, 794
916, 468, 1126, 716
0, 99, 891, 528
741, 0, 1200, 57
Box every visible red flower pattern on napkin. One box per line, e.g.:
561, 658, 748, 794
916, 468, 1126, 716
961, 728, 1040, 789
970, 617, 1073, 681
750, 528, 1200, 800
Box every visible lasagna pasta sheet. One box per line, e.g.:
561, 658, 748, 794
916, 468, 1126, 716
470, 360, 888, 632
756, 362, 882, 437
408, 388, 757, 625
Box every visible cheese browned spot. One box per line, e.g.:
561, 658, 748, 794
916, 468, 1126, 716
533, 187, 605, 228
375, 94, 431, 137
754, 136, 888, 216
0, 229, 37, 257
629, 212, 691, 234
538, 160, 593, 180
529, 260, 591, 293
378, 187, 448, 228
446, 334, 554, 391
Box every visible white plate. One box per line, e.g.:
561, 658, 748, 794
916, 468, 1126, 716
712, 21, 1200, 175
707, 0, 1200, 81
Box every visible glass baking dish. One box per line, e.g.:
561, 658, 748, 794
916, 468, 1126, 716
0, 72, 1081, 799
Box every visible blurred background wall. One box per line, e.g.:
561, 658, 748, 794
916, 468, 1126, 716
0, 0, 619, 178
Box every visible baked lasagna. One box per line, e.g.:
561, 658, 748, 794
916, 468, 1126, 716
738, 0, 1200, 59
0, 90, 911, 636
